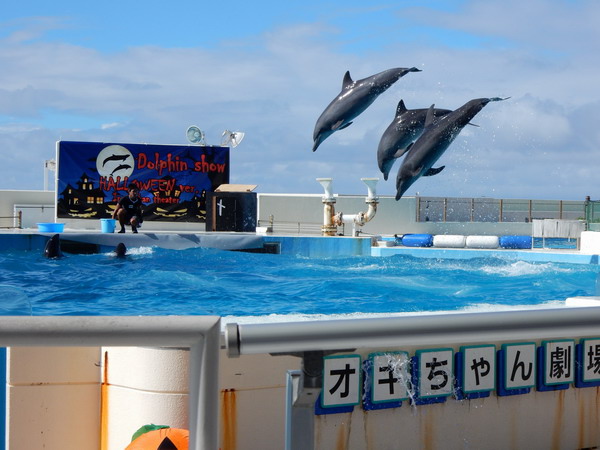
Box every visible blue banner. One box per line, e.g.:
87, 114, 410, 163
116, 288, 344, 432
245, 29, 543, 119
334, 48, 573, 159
56, 141, 229, 222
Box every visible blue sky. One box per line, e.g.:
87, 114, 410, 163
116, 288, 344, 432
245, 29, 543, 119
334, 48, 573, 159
1, 0, 599, 200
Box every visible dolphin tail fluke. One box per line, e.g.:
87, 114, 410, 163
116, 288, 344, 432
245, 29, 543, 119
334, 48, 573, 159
424, 166, 445, 177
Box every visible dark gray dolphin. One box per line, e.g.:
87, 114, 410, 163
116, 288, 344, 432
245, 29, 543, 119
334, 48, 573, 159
44, 234, 63, 258
395, 97, 508, 200
377, 100, 452, 181
312, 67, 421, 152
114, 242, 127, 258
103, 154, 130, 167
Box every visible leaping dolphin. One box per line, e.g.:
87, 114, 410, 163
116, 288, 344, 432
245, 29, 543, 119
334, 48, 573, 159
395, 97, 508, 200
312, 67, 421, 152
377, 100, 452, 181
44, 234, 63, 258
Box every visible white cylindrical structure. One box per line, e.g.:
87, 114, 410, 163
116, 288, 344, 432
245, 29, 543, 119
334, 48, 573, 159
433, 235, 466, 248
465, 235, 500, 249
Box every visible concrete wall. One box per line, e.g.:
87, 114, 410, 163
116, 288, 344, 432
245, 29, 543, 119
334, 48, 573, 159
0, 190, 54, 228
7, 334, 600, 450
257, 194, 534, 236
0, 190, 556, 236
6, 347, 101, 450
5, 346, 299, 450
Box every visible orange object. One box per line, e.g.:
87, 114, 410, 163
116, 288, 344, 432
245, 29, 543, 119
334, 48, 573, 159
125, 428, 189, 450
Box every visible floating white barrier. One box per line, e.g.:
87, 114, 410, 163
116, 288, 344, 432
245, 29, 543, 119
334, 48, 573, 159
432, 235, 466, 248
465, 235, 500, 249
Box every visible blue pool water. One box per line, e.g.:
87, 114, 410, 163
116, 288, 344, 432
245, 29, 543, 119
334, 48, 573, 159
0, 247, 598, 321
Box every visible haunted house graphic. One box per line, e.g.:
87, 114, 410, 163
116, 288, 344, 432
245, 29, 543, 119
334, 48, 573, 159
57, 173, 106, 218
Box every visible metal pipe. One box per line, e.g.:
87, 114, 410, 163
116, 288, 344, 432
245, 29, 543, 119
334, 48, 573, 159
0, 316, 221, 450
226, 307, 600, 357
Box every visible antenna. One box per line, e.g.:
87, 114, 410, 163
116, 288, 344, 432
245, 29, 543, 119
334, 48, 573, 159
221, 130, 245, 148
186, 126, 206, 145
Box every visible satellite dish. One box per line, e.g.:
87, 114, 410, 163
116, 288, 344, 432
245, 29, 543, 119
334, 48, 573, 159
186, 126, 206, 145
221, 130, 245, 148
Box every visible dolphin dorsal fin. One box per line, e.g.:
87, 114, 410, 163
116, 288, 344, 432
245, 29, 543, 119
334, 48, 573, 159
396, 99, 407, 117
424, 104, 436, 128
342, 71, 353, 89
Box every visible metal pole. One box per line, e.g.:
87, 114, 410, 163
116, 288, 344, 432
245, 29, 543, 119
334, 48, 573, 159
443, 198, 447, 222
559, 200, 563, 220
227, 307, 600, 356
470, 198, 474, 222
188, 319, 221, 450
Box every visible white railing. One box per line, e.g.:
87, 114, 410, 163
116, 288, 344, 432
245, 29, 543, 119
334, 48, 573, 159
225, 307, 600, 356
0, 316, 221, 450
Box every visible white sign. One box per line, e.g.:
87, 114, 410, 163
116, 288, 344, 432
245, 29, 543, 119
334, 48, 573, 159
322, 355, 361, 408
543, 340, 574, 385
502, 343, 536, 390
417, 348, 454, 398
582, 338, 600, 383
461, 345, 496, 393
370, 352, 410, 403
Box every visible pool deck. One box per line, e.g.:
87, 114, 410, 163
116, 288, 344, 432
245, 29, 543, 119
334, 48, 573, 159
372, 244, 599, 264
1, 229, 599, 263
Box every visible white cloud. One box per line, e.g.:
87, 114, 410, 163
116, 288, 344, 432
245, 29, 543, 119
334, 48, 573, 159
0, 5, 599, 201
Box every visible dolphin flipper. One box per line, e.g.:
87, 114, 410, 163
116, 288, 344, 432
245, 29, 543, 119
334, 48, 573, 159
335, 121, 353, 131
392, 146, 410, 160
424, 166, 445, 176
